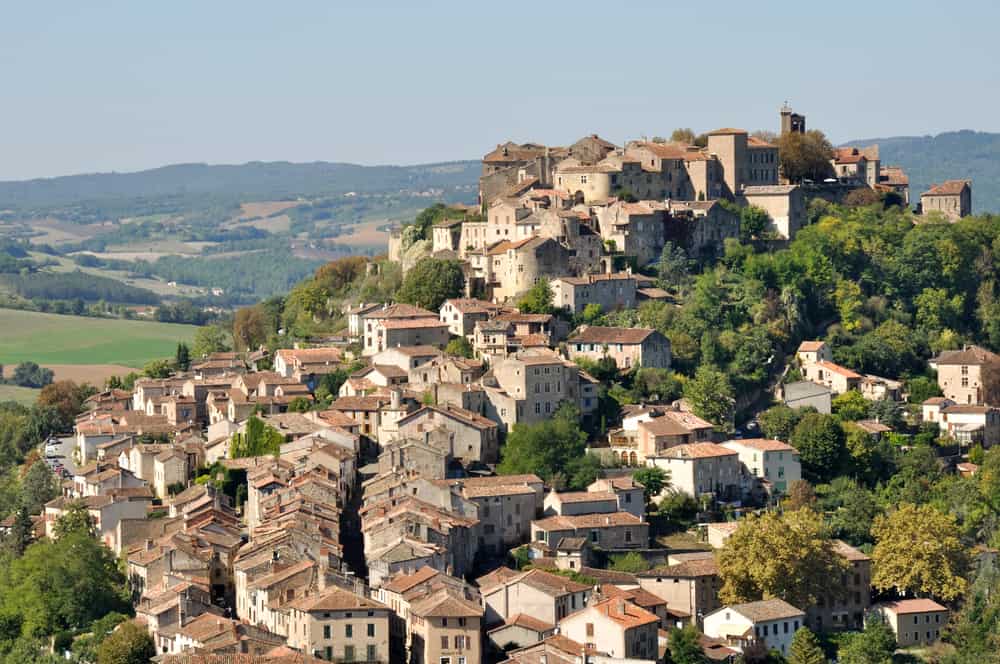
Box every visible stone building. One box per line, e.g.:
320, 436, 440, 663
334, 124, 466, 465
920, 180, 972, 220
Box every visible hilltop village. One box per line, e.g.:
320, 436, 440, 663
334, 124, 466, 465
13, 106, 993, 664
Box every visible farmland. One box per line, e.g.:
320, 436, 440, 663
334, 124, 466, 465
0, 308, 198, 368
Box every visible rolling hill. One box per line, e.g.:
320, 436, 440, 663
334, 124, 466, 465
844, 130, 1000, 212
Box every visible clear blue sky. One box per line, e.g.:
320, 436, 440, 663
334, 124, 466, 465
2, 0, 997, 180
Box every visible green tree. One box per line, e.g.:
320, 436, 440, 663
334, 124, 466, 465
191, 324, 231, 359
497, 403, 587, 482
657, 492, 700, 531
229, 415, 284, 459
684, 365, 734, 430
96, 620, 155, 664
718, 508, 848, 609
445, 337, 473, 359
517, 279, 554, 315
789, 413, 846, 483
758, 405, 805, 442
740, 205, 771, 242
609, 552, 650, 573
837, 613, 896, 664
396, 258, 465, 311
53, 501, 95, 539
141, 358, 172, 379
20, 459, 57, 516
832, 390, 868, 421
3, 505, 33, 557
11, 362, 53, 389
784, 480, 816, 511
658, 242, 692, 291
174, 342, 191, 371
232, 305, 270, 351
565, 454, 603, 491
666, 625, 708, 664
906, 376, 943, 404
633, 467, 668, 502
669, 128, 697, 144
871, 503, 969, 601
788, 626, 824, 664
580, 303, 603, 324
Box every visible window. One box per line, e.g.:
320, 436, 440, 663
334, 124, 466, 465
441, 636, 449, 649
586, 622, 595, 637
323, 625, 331, 639
367, 623, 375, 637
440, 659, 451, 664
345, 624, 353, 638
367, 645, 377, 661
344, 645, 355, 662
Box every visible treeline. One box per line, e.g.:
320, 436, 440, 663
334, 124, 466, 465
0, 271, 160, 305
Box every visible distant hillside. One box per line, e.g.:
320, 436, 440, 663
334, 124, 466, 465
844, 130, 1000, 212
0, 160, 481, 211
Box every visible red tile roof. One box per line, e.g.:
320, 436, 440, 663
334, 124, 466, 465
923, 180, 970, 196
882, 598, 948, 614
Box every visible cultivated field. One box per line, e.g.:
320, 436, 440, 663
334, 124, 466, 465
0, 385, 40, 406
0, 309, 198, 368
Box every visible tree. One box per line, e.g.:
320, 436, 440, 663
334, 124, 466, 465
20, 459, 57, 515
740, 206, 771, 242
53, 501, 95, 539
670, 128, 697, 144
666, 624, 708, 664
445, 337, 473, 359
789, 413, 846, 483
142, 359, 173, 379
174, 342, 191, 371
832, 390, 869, 421
758, 405, 805, 442
657, 492, 700, 531
788, 627, 824, 664
517, 279, 554, 315
610, 552, 650, 573
229, 415, 284, 459
3, 505, 33, 557
777, 129, 835, 183
906, 376, 943, 404
633, 467, 668, 502
37, 380, 93, 429
843, 187, 882, 207
718, 508, 848, 609
565, 453, 603, 491
11, 362, 53, 389
497, 403, 587, 481
396, 258, 465, 311
580, 303, 603, 324
871, 503, 969, 601
684, 366, 734, 429
837, 613, 896, 664
192, 324, 231, 359
96, 620, 155, 664
232, 305, 270, 351
658, 242, 692, 291
784, 480, 816, 511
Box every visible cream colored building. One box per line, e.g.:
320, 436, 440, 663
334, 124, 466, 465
740, 184, 805, 239
801, 360, 862, 395
637, 556, 722, 623
930, 344, 1000, 406
550, 273, 637, 314
285, 587, 391, 663
408, 590, 483, 664
721, 438, 801, 495
877, 599, 948, 647
647, 443, 740, 500
483, 355, 581, 431
703, 599, 805, 657
567, 326, 671, 370
920, 180, 971, 220
557, 598, 660, 660
480, 567, 590, 627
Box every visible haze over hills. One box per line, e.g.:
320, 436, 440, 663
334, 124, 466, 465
1, 129, 998, 214
843, 130, 1000, 212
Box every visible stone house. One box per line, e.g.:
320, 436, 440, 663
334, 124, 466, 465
703, 599, 805, 657
486, 613, 556, 651
153, 447, 190, 499
371, 345, 443, 373
801, 360, 862, 395
45, 490, 153, 551
369, 318, 451, 357
479, 567, 591, 627
740, 185, 805, 240
806, 540, 871, 632
587, 477, 645, 518
407, 589, 484, 664
456, 476, 541, 556
531, 511, 648, 549
637, 556, 721, 625
284, 587, 391, 663
633, 408, 715, 463
557, 597, 660, 660
486, 236, 572, 303
483, 355, 581, 432
664, 200, 742, 255
720, 438, 801, 495
567, 325, 671, 370
930, 344, 1000, 406
439, 298, 506, 338
877, 599, 949, 648
396, 404, 500, 464
593, 200, 668, 266
647, 443, 740, 500
796, 340, 832, 365
543, 490, 618, 517
920, 180, 971, 220
361, 304, 440, 356
550, 273, 637, 315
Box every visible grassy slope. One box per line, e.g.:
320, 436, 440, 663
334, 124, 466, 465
0, 309, 198, 367
0, 385, 40, 406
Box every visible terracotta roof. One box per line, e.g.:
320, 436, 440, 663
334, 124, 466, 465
383, 566, 441, 594
532, 511, 644, 530
549, 490, 617, 504
942, 404, 995, 415
813, 360, 862, 379
833, 147, 867, 164
380, 318, 447, 330
880, 165, 909, 186
443, 298, 497, 314
797, 340, 826, 352
464, 474, 542, 487
587, 597, 660, 628
664, 443, 737, 460
515, 568, 591, 596
724, 438, 795, 452
922, 397, 952, 406
330, 396, 387, 412
882, 598, 948, 614
569, 326, 656, 345
248, 560, 314, 590
476, 566, 522, 592
747, 135, 776, 148
706, 127, 748, 136
923, 180, 970, 196
361, 303, 436, 319
932, 345, 1000, 366
409, 589, 483, 618
832, 539, 870, 562
599, 584, 666, 609
286, 586, 387, 612
641, 557, 720, 578
497, 613, 555, 633
727, 598, 804, 622
463, 484, 536, 498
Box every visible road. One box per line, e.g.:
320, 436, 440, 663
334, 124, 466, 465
42, 435, 79, 480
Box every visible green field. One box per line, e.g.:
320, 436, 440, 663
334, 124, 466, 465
0, 309, 199, 367
0, 385, 40, 406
